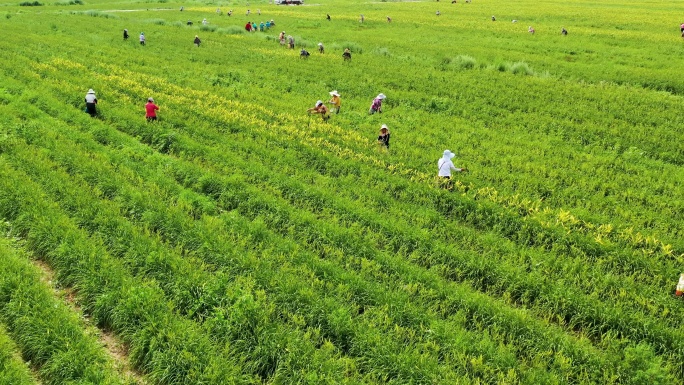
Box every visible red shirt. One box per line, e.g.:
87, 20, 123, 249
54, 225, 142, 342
145, 102, 159, 117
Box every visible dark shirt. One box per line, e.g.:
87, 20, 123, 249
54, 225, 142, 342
378, 133, 390, 147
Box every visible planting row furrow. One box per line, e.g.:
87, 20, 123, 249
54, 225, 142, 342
0, 161, 258, 384
0, 234, 128, 385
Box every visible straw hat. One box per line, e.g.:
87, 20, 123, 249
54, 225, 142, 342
442, 150, 455, 159
381, 124, 388, 129
329, 90, 340, 96
377, 93, 386, 100
318, 42, 323, 46
148, 97, 154, 102
87, 89, 95, 94
316, 100, 323, 106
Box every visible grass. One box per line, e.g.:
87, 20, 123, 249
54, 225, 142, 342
0, 0, 683, 383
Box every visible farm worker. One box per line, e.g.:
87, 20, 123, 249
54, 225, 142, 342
194, 35, 201, 47
145, 97, 159, 122
387, 16, 392, 23
259, 21, 265, 31
228, 10, 233, 16
252, 22, 257, 31
680, 23, 684, 33
343, 47, 351, 61
528, 26, 535, 34
139, 32, 145, 45
360, 14, 364, 23
436, 10, 440, 16
377, 124, 390, 150
202, 18, 207, 25
326, 14, 331, 21
328, 90, 341, 113
307, 100, 330, 121
179, 6, 183, 11
123, 29, 129, 40
288, 35, 295, 49
318, 42, 324, 53
561, 27, 568, 35
270, 19, 275, 26
216, 7, 220, 14
84, 89, 97, 117
187, 20, 193, 25
300, 49, 310, 58
438, 150, 467, 179
369, 93, 386, 114
491, 15, 496, 21
279, 31, 286, 45
246, 9, 250, 15
245, 22, 252, 32
676, 273, 684, 296
257, 9, 261, 15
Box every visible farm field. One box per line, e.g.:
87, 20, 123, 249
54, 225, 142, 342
0, 0, 684, 383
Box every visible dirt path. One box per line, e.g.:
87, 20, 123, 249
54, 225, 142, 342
33, 259, 146, 385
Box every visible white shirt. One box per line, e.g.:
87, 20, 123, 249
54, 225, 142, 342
85, 94, 97, 103
438, 158, 461, 176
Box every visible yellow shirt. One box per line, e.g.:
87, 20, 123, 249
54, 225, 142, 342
329, 95, 341, 107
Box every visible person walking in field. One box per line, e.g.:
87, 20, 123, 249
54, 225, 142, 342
328, 90, 341, 113
145, 97, 159, 122
307, 100, 330, 121
194, 35, 201, 47
139, 32, 146, 45
123, 29, 129, 40
369, 93, 386, 114
84, 89, 98, 117
377, 124, 390, 150
438, 150, 467, 180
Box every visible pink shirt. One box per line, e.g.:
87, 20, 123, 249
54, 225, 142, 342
145, 102, 159, 117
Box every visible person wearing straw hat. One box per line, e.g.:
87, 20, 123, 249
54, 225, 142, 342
123, 29, 129, 40
279, 31, 286, 45
84, 89, 98, 117
343, 47, 352, 61
145, 97, 159, 122
194, 35, 201, 47
328, 90, 341, 114
139, 32, 146, 45
377, 124, 390, 150
369, 93, 386, 114
307, 100, 330, 121
438, 150, 467, 180
318, 42, 324, 53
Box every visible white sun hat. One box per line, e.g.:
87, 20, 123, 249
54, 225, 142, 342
148, 97, 154, 102
377, 93, 386, 100
87, 89, 95, 94
443, 150, 455, 159
316, 100, 323, 106
318, 42, 323, 46
329, 90, 340, 96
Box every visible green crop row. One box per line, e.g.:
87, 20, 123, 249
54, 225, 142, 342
0, 322, 36, 385
0, 234, 128, 385
0, 162, 261, 384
